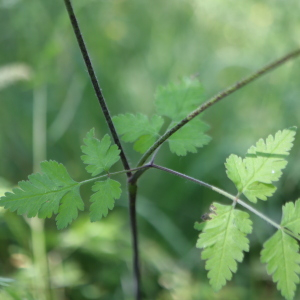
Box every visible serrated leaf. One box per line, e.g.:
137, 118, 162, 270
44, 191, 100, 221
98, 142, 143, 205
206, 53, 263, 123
155, 77, 205, 121
81, 129, 120, 176
113, 113, 164, 153
89, 178, 121, 222
281, 199, 300, 235
0, 161, 84, 229
261, 230, 300, 300
196, 203, 252, 291
225, 127, 296, 203
168, 119, 211, 156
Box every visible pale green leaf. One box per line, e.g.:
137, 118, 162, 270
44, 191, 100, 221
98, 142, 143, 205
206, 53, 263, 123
89, 179, 121, 222
196, 203, 252, 291
113, 113, 164, 153
81, 129, 120, 176
261, 230, 300, 300
281, 199, 300, 235
155, 77, 205, 121
168, 119, 211, 156
226, 127, 296, 202
0, 161, 84, 229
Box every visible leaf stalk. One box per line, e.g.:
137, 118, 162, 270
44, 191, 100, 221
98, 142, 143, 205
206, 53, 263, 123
150, 164, 289, 235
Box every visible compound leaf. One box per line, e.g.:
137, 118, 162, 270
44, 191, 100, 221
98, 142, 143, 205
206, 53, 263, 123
81, 129, 120, 176
0, 161, 84, 229
113, 113, 164, 153
261, 230, 300, 300
226, 127, 296, 203
196, 202, 252, 291
155, 77, 205, 121
89, 178, 121, 222
168, 119, 211, 156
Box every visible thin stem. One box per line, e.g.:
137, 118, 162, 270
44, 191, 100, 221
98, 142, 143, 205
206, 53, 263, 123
80, 165, 151, 185
128, 183, 142, 299
62, 2, 142, 296
63, 0, 131, 176
137, 48, 300, 167
150, 164, 283, 232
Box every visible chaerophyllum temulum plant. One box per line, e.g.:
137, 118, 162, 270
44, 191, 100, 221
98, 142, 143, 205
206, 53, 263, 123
1, 1, 300, 299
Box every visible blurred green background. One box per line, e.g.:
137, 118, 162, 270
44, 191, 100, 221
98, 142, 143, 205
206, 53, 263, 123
0, 0, 300, 299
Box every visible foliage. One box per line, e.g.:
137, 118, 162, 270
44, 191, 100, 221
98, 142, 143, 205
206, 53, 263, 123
0, 130, 122, 228
113, 77, 211, 156
225, 127, 296, 203
1, 0, 300, 299
195, 203, 252, 291
0, 161, 83, 230
196, 127, 300, 299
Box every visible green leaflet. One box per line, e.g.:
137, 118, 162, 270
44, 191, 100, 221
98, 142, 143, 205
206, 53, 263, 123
168, 119, 211, 156
155, 77, 205, 121
195, 203, 252, 291
113, 78, 211, 156
81, 129, 121, 176
261, 199, 300, 300
281, 199, 300, 235
225, 127, 296, 202
0, 161, 84, 229
113, 113, 164, 153
80, 129, 122, 222
89, 179, 122, 222
261, 230, 300, 300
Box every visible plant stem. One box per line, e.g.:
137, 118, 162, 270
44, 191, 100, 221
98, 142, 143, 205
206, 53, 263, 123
137, 48, 300, 167
63, 0, 131, 176
80, 165, 150, 185
62, 1, 143, 297
128, 183, 142, 299
151, 164, 300, 241
150, 164, 282, 231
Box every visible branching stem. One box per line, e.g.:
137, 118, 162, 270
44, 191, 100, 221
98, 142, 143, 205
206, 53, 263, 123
137, 48, 300, 167
61, 2, 300, 296
80, 166, 150, 185
62, 1, 143, 297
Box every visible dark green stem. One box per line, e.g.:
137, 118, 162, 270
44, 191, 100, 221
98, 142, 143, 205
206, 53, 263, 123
137, 48, 300, 167
63, 0, 131, 176
128, 183, 142, 299
62, 1, 142, 298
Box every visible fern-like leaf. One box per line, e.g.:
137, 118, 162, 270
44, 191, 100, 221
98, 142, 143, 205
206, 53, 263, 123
0, 161, 84, 229
225, 127, 296, 202
89, 179, 122, 222
113, 113, 164, 153
195, 203, 252, 291
155, 77, 205, 121
81, 129, 120, 176
261, 230, 300, 300
168, 119, 211, 156
260, 199, 300, 300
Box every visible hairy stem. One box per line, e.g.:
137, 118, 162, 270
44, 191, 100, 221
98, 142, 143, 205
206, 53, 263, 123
63, 0, 131, 176
137, 48, 300, 167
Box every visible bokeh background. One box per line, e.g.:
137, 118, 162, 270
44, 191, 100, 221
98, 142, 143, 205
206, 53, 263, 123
0, 0, 300, 299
